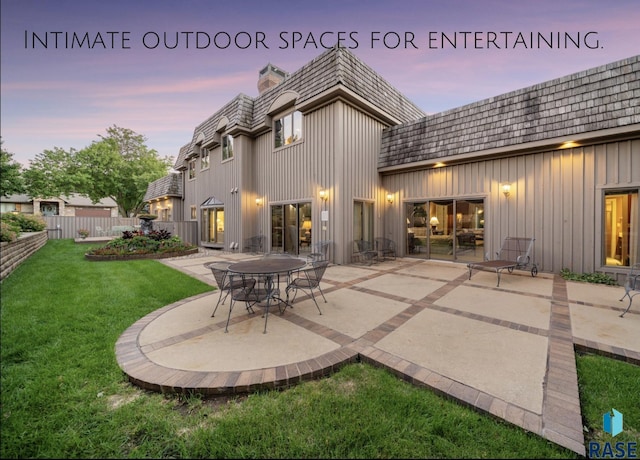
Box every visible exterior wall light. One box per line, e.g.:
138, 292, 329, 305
319, 190, 328, 201
255, 197, 263, 206
386, 193, 394, 203
502, 184, 511, 198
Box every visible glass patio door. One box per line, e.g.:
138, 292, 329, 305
429, 200, 454, 261
270, 202, 311, 255
201, 207, 224, 245
406, 198, 484, 262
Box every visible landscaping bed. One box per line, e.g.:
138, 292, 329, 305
85, 247, 198, 261
83, 228, 197, 261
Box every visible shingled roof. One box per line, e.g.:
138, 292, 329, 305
379, 55, 640, 170
143, 173, 183, 201
174, 46, 425, 169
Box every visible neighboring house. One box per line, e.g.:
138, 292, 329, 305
147, 47, 639, 278
0, 193, 119, 217
144, 172, 183, 222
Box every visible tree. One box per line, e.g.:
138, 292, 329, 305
23, 126, 172, 217
0, 140, 25, 197
22, 147, 74, 199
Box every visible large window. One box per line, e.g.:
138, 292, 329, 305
274, 110, 302, 148
201, 147, 210, 169
604, 190, 638, 267
222, 135, 233, 161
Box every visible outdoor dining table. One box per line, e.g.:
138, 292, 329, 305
227, 257, 307, 333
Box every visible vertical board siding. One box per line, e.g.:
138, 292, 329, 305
382, 138, 639, 274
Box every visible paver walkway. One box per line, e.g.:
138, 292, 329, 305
115, 251, 640, 456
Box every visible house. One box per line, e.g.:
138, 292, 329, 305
164, 48, 425, 265
1, 193, 119, 217
144, 172, 183, 222
148, 47, 639, 279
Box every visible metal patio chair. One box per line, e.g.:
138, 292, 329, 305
619, 262, 640, 317
354, 239, 378, 265
206, 261, 255, 317
375, 237, 396, 261
467, 236, 538, 287
308, 240, 332, 262
243, 235, 265, 254
224, 273, 260, 333
285, 260, 329, 315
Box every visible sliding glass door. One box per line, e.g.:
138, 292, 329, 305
270, 202, 312, 255
406, 198, 484, 262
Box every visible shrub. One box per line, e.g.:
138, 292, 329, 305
0, 213, 46, 235
148, 229, 172, 241
122, 229, 172, 241
86, 233, 194, 256
560, 268, 618, 285
1, 221, 18, 243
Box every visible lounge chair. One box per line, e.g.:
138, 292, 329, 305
467, 237, 538, 287
619, 263, 640, 317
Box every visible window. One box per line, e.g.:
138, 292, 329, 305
201, 147, 210, 169
604, 190, 638, 267
190, 205, 197, 220
274, 110, 302, 148
188, 159, 196, 179
222, 135, 233, 161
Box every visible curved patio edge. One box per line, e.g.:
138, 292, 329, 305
114, 268, 640, 458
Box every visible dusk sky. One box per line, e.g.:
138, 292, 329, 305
2, 0, 639, 167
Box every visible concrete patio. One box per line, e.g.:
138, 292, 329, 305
115, 251, 640, 456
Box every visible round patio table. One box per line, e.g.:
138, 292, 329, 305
228, 257, 307, 333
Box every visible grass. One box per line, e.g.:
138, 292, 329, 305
1, 239, 638, 458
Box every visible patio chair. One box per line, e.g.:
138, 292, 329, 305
243, 235, 265, 254
224, 273, 259, 333
308, 240, 332, 262
619, 262, 640, 318
95, 226, 107, 237
354, 239, 378, 265
285, 260, 329, 315
375, 237, 396, 261
205, 262, 255, 317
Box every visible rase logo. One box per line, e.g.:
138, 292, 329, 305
588, 409, 637, 459
604, 409, 624, 437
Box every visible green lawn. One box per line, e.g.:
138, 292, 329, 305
1, 239, 637, 458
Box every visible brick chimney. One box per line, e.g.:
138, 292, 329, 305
257, 63, 288, 94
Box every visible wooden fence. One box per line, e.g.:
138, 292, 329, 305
42, 216, 198, 245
